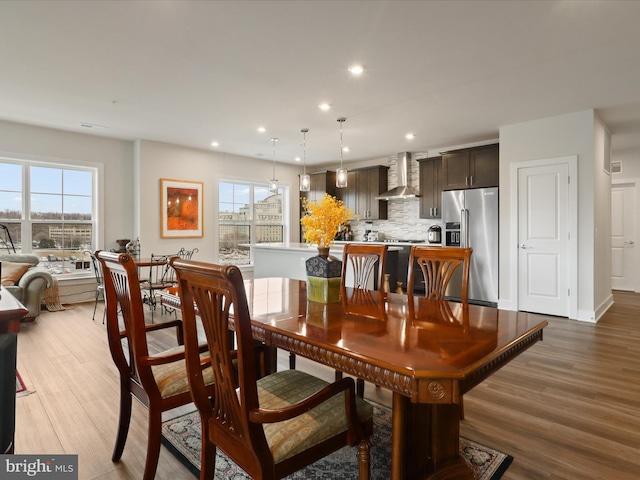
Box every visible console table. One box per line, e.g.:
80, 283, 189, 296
0, 286, 28, 454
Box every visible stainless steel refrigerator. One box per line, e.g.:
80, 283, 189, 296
441, 187, 499, 306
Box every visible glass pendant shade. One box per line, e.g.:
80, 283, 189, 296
299, 128, 310, 192
300, 173, 310, 192
336, 117, 347, 188
336, 168, 348, 188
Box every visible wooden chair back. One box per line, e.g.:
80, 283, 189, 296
171, 260, 263, 463
97, 251, 202, 480
407, 246, 472, 301
171, 258, 373, 480
99, 252, 149, 381
341, 243, 388, 291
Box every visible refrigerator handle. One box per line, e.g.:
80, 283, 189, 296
461, 209, 470, 248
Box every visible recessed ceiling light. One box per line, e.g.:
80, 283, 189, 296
295, 156, 301, 162
348, 65, 364, 75
405, 133, 415, 140
342, 146, 350, 153
318, 103, 331, 111
211, 141, 219, 147
257, 127, 266, 133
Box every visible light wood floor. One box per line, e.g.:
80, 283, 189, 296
13, 292, 640, 480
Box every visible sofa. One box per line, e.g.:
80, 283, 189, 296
0, 254, 54, 320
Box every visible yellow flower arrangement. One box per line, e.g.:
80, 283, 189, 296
300, 194, 354, 248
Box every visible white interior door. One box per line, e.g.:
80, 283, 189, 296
517, 162, 570, 316
611, 183, 636, 291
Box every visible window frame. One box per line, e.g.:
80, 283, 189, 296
218, 179, 289, 266
0, 153, 104, 278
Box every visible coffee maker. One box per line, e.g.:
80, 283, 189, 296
428, 225, 442, 244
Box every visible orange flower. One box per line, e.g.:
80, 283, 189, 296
300, 194, 354, 248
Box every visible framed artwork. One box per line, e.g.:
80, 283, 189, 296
160, 178, 204, 238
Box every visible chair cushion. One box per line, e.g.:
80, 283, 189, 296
151, 345, 214, 398
256, 369, 373, 463
1, 261, 32, 286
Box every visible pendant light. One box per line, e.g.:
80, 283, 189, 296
336, 117, 348, 188
269, 137, 278, 193
299, 128, 310, 192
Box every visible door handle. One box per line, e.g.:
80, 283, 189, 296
519, 243, 532, 249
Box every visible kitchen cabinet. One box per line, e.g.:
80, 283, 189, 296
418, 156, 442, 218
338, 166, 388, 220
441, 144, 499, 190
337, 170, 357, 213
300, 170, 336, 202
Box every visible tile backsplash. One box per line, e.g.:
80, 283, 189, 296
349, 155, 441, 241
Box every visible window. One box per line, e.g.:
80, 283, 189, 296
0, 159, 97, 275
218, 181, 287, 265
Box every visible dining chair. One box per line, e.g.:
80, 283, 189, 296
335, 243, 388, 396
140, 253, 176, 322
407, 245, 472, 418
171, 258, 373, 480
97, 251, 215, 480
341, 243, 388, 291
407, 246, 472, 301
86, 250, 105, 323
157, 248, 200, 317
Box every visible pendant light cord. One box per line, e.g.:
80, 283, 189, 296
271, 138, 277, 178
301, 128, 308, 174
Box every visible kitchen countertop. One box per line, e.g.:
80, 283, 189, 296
332, 240, 442, 247
247, 242, 401, 284
244, 242, 406, 251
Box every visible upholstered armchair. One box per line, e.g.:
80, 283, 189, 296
0, 254, 53, 320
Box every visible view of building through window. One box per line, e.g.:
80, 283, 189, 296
218, 181, 286, 265
0, 160, 96, 274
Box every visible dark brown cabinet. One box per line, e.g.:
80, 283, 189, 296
300, 170, 336, 202
441, 144, 499, 190
337, 170, 357, 214
337, 166, 388, 220
418, 156, 442, 219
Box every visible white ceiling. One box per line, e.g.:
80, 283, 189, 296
2, 0, 640, 166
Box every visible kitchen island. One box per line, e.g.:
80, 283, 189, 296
248, 242, 399, 289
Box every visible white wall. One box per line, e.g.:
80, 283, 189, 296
499, 109, 607, 320
0, 119, 135, 252
593, 115, 614, 318
135, 139, 303, 263
0, 120, 304, 264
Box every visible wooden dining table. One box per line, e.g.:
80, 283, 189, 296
167, 276, 549, 480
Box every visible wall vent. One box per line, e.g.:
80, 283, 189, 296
611, 161, 622, 174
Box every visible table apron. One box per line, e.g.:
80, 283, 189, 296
263, 328, 544, 404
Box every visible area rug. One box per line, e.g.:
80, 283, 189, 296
16, 370, 29, 398
162, 403, 512, 480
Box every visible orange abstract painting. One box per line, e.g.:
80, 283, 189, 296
161, 179, 203, 238
166, 187, 199, 230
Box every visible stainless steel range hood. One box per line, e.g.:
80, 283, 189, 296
375, 152, 420, 200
